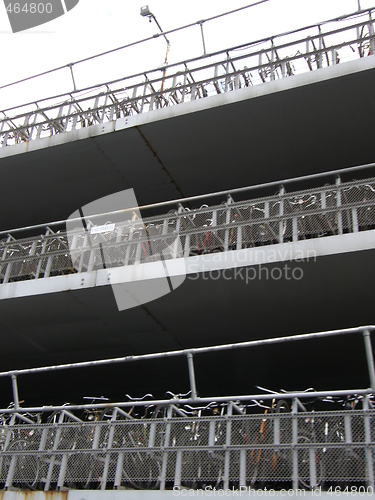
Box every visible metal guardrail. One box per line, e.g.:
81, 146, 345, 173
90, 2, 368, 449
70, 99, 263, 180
1, 325, 375, 492
1, 406, 375, 491
1, 174, 375, 284
0, 8, 374, 148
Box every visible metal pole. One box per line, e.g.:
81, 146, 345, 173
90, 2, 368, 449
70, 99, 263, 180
363, 395, 374, 488
186, 352, 198, 399
199, 21, 207, 55
363, 329, 375, 391
67, 63, 77, 92
151, 14, 170, 45
0, 325, 372, 379
2, 161, 375, 237
292, 398, 299, 491
0, 388, 371, 417
10, 373, 19, 409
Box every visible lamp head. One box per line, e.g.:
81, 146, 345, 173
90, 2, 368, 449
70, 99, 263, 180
140, 5, 152, 17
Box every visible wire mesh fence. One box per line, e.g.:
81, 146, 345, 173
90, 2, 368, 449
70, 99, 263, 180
0, 8, 374, 147
0, 408, 375, 491
1, 176, 375, 285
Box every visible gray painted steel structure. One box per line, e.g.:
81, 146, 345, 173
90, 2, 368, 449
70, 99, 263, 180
1, 172, 375, 284
0, 326, 375, 492
1, 8, 373, 147
1, 406, 375, 491
0, 10, 375, 232
1, 10, 375, 492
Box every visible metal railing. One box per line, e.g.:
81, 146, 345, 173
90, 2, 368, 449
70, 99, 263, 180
0, 8, 374, 148
1, 172, 375, 285
1, 325, 375, 491
1, 408, 375, 491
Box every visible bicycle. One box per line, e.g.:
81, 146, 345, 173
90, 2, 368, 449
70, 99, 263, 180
246, 397, 291, 489
320, 394, 368, 488
65, 396, 112, 490
107, 393, 162, 490
0, 402, 42, 490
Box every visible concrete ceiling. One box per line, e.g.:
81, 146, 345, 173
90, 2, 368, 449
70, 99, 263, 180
0, 249, 373, 407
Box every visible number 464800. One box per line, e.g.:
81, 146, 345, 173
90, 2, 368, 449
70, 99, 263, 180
6, 3, 53, 14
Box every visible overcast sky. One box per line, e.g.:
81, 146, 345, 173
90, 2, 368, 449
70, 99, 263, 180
0, 0, 373, 110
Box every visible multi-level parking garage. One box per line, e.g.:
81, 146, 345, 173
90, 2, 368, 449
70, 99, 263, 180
0, 5, 375, 494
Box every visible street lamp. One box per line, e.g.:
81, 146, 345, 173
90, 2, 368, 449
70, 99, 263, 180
140, 5, 170, 45
140, 5, 170, 93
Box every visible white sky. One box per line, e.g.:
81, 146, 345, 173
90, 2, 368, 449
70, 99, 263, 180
0, 0, 374, 110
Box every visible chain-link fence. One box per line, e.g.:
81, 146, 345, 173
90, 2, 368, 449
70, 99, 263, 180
1, 176, 375, 285
1, 8, 374, 147
1, 408, 375, 491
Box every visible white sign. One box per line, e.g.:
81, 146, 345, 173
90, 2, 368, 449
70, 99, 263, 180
90, 223, 115, 234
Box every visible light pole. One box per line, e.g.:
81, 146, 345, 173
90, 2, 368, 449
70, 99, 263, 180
140, 5, 170, 94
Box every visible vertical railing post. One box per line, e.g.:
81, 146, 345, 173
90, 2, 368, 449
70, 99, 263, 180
264, 201, 269, 219
44, 412, 61, 490
172, 206, 183, 259
352, 207, 359, 233
68, 63, 77, 92
309, 441, 317, 490
101, 409, 117, 490
1, 403, 17, 490
279, 185, 285, 243
270, 40, 275, 80
363, 395, 375, 489
160, 405, 173, 490
186, 352, 197, 399
318, 27, 323, 68
5, 454, 17, 490
140, 80, 148, 113
225, 52, 230, 92
336, 175, 343, 235
114, 451, 124, 489
174, 449, 182, 490
184, 233, 190, 257
0, 239, 10, 284
239, 446, 246, 489
77, 232, 90, 273
224, 204, 231, 251
191, 83, 196, 100
44, 255, 53, 278
3, 260, 12, 284
199, 21, 206, 55
234, 72, 240, 90
10, 373, 20, 409
35, 233, 50, 278
223, 402, 233, 490
28, 240, 38, 278
236, 226, 242, 250
124, 223, 133, 266
363, 329, 375, 391
292, 398, 299, 491
369, 17, 375, 55
292, 217, 298, 242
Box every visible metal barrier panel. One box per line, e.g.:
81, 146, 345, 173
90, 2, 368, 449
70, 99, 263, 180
1, 176, 375, 284
0, 410, 375, 491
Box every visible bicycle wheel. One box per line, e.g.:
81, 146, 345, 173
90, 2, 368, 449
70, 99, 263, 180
326, 424, 362, 486
275, 400, 290, 413
297, 434, 324, 489
5, 439, 40, 489
65, 452, 99, 489
122, 451, 161, 489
